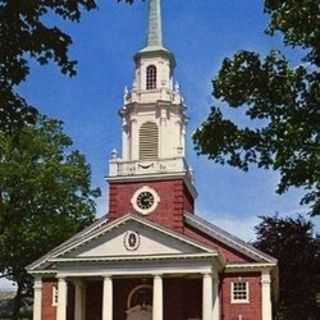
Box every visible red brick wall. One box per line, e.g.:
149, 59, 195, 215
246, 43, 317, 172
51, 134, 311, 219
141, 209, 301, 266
220, 273, 262, 320
42, 279, 57, 320
41, 280, 74, 320
108, 179, 194, 231
184, 225, 255, 263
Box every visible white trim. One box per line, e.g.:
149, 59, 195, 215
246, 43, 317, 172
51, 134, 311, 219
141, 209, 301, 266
131, 186, 160, 215
261, 270, 272, 320
50, 253, 217, 263
55, 259, 216, 278
231, 280, 250, 304
225, 263, 276, 273
26, 215, 108, 271
33, 277, 42, 320
49, 214, 217, 260
107, 172, 198, 199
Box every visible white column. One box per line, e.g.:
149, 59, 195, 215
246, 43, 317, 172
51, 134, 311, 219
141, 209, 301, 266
212, 273, 220, 320
102, 276, 113, 320
261, 270, 272, 320
202, 273, 213, 320
152, 274, 163, 320
33, 277, 42, 320
74, 280, 86, 320
56, 277, 68, 320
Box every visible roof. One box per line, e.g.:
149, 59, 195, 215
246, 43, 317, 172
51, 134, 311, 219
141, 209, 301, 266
27, 211, 277, 273
184, 212, 277, 264
27, 214, 220, 272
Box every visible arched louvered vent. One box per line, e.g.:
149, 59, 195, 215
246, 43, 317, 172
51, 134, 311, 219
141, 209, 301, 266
139, 122, 159, 161
146, 65, 157, 90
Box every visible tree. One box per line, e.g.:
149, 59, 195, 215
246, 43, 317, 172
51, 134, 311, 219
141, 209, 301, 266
193, 1, 320, 215
0, 0, 135, 132
0, 115, 101, 319
254, 215, 320, 320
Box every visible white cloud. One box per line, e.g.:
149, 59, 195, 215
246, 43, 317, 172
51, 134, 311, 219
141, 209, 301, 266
200, 211, 260, 242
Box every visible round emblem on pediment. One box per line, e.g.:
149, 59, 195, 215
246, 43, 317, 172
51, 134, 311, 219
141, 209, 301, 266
124, 231, 140, 251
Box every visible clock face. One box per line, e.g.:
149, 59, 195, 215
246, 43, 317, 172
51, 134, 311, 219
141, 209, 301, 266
136, 191, 155, 210
131, 186, 160, 215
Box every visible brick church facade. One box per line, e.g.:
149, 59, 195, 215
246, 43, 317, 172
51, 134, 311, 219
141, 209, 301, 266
27, 1, 278, 320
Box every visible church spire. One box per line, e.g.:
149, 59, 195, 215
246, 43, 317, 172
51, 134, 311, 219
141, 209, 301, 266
146, 0, 163, 48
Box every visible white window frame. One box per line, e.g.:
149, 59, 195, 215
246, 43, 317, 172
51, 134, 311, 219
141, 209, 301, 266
231, 281, 250, 304
52, 285, 58, 307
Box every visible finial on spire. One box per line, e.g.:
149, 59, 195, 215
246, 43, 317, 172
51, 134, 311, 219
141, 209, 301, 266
146, 0, 163, 48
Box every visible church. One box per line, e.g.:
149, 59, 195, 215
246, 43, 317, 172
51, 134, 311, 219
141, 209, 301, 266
27, 1, 278, 319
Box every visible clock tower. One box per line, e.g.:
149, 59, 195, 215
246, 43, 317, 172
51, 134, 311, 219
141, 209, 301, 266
107, 0, 197, 231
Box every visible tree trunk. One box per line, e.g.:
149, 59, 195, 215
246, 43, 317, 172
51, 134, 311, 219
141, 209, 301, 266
11, 282, 23, 320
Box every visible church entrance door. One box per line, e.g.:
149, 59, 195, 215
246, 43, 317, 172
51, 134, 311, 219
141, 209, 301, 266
126, 305, 152, 320
126, 285, 153, 320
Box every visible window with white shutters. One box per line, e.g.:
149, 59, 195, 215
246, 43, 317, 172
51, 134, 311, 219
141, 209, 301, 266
139, 122, 159, 160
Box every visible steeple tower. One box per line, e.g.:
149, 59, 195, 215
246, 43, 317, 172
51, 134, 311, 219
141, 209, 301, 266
146, 0, 163, 48
108, 0, 197, 230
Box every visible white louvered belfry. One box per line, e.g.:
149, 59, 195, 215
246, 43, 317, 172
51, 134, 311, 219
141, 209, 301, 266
139, 122, 159, 161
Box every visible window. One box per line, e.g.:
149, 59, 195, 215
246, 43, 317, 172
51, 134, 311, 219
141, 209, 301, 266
52, 285, 58, 306
231, 281, 249, 304
139, 122, 159, 160
146, 65, 157, 90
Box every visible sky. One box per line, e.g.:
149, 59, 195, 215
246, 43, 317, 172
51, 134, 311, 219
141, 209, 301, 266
1, 0, 319, 290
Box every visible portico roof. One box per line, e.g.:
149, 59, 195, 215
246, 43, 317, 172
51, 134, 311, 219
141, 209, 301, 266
27, 213, 224, 274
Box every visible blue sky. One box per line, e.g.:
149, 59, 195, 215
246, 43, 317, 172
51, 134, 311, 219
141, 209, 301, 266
1, 0, 319, 289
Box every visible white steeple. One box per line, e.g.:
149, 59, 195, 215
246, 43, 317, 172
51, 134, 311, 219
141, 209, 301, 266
146, 0, 163, 48
109, 0, 193, 190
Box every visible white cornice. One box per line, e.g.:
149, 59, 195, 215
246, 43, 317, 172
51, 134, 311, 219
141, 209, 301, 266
49, 253, 218, 263
106, 172, 198, 199
225, 263, 276, 273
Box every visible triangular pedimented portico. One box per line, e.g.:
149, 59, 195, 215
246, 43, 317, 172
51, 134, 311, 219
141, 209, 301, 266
28, 214, 224, 320
28, 214, 224, 275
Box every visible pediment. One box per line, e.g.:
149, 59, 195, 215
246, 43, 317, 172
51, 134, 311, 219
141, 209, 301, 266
59, 215, 214, 259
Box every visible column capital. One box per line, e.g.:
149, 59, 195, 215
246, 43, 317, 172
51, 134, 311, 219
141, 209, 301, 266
261, 278, 272, 285
73, 279, 86, 288
261, 270, 272, 285
153, 273, 163, 278
201, 272, 212, 278
33, 276, 43, 289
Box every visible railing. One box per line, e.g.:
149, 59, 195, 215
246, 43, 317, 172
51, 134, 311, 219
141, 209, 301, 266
109, 157, 192, 178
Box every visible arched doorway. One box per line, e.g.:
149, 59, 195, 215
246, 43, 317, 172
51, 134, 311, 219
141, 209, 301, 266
126, 285, 152, 320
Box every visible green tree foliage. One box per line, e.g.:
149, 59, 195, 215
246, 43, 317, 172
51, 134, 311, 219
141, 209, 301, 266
0, 115, 101, 319
193, 0, 320, 215
254, 215, 320, 320
0, 0, 98, 132
0, 0, 134, 132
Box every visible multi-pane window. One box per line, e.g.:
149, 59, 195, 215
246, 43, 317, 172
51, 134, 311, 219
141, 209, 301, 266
146, 65, 157, 90
139, 122, 159, 161
231, 281, 249, 303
